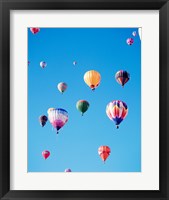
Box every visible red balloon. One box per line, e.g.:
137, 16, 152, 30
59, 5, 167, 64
42, 150, 50, 160
98, 146, 111, 163
30, 28, 40, 34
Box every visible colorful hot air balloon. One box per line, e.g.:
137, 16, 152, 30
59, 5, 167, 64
40, 61, 47, 69
138, 28, 141, 40
98, 146, 111, 163
57, 82, 67, 94
42, 150, 50, 160
84, 70, 101, 91
132, 31, 137, 37
126, 38, 134, 45
48, 108, 68, 134
65, 168, 72, 172
115, 70, 130, 87
30, 28, 40, 34
39, 115, 48, 127
106, 100, 128, 128
73, 61, 77, 66
76, 100, 89, 116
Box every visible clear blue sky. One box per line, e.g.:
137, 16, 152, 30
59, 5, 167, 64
28, 28, 141, 172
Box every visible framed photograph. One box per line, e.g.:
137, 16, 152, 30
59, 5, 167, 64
0, 0, 168, 199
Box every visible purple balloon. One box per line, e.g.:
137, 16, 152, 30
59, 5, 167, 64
126, 38, 134, 45
65, 168, 72, 172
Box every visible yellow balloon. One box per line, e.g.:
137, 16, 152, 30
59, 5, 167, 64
84, 70, 101, 90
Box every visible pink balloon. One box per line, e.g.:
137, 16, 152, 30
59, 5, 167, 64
30, 28, 40, 34
126, 38, 134, 45
42, 150, 50, 160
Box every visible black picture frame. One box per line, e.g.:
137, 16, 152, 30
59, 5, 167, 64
0, 0, 168, 199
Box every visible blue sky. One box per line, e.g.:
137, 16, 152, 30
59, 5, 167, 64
28, 28, 141, 172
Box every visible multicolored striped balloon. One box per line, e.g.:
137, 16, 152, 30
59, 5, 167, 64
48, 108, 68, 134
98, 146, 111, 163
106, 100, 128, 128
115, 70, 130, 87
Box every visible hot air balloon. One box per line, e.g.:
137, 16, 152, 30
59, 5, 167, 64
39, 115, 48, 127
126, 38, 134, 45
73, 61, 77, 66
65, 168, 72, 172
76, 100, 89, 116
30, 28, 40, 34
28, 61, 30, 65
132, 31, 137, 37
115, 70, 130, 87
138, 28, 142, 40
48, 108, 68, 134
57, 82, 67, 94
40, 61, 47, 69
106, 100, 128, 128
42, 150, 50, 160
84, 70, 101, 91
98, 146, 111, 163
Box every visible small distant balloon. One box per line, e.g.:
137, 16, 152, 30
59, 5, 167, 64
126, 38, 134, 45
132, 31, 137, 37
40, 61, 47, 69
65, 168, 72, 172
76, 100, 89, 116
73, 61, 77, 66
57, 82, 67, 94
39, 115, 48, 127
30, 28, 40, 34
28, 61, 30, 65
42, 150, 50, 160
115, 70, 130, 87
98, 146, 111, 163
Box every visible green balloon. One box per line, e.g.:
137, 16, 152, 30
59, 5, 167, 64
76, 100, 89, 116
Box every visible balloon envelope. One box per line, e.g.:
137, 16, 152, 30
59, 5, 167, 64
48, 108, 68, 133
126, 38, 134, 45
76, 100, 89, 116
115, 70, 130, 87
40, 61, 47, 68
84, 70, 101, 90
132, 31, 137, 37
65, 168, 72, 172
42, 150, 50, 159
30, 28, 40, 34
98, 146, 111, 162
106, 100, 128, 128
39, 115, 48, 127
57, 82, 67, 94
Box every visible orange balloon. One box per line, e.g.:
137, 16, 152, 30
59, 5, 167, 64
84, 70, 101, 90
98, 146, 111, 162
